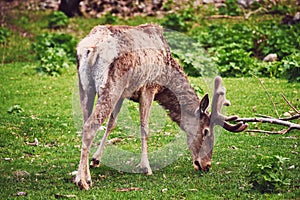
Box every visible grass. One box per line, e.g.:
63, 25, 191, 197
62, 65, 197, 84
0, 62, 299, 199
0, 6, 299, 200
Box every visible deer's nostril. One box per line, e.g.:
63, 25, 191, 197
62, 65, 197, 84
194, 161, 201, 170
204, 163, 211, 172
204, 165, 210, 172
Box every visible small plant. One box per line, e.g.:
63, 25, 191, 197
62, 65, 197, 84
164, 31, 217, 77
255, 22, 300, 59
48, 11, 69, 29
282, 53, 300, 82
0, 27, 10, 44
7, 105, 24, 114
249, 154, 291, 193
162, 13, 191, 32
37, 47, 69, 76
214, 47, 258, 77
218, 0, 242, 16
32, 33, 77, 76
162, 0, 173, 11
103, 12, 117, 24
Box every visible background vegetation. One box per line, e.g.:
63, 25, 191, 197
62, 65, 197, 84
0, 0, 299, 199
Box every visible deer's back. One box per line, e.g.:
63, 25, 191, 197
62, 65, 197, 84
76, 24, 173, 95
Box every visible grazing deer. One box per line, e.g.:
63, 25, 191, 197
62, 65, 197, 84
75, 24, 247, 190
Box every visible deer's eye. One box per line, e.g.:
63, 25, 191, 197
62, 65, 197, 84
204, 129, 210, 137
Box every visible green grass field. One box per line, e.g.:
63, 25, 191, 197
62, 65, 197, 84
0, 5, 299, 200
0, 62, 299, 199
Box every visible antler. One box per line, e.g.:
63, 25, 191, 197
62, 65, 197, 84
210, 76, 248, 132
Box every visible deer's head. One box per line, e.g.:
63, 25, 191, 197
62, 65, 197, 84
187, 76, 247, 172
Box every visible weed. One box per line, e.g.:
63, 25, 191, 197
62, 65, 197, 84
218, 0, 242, 16
0, 27, 10, 44
7, 105, 24, 114
48, 11, 70, 29
32, 33, 77, 76
249, 154, 291, 193
103, 12, 118, 24
162, 13, 190, 32
282, 53, 300, 82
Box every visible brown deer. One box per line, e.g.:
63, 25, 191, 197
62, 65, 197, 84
75, 24, 247, 190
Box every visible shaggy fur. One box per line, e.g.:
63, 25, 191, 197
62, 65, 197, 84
74, 24, 247, 190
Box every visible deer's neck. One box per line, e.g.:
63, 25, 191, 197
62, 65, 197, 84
155, 58, 200, 130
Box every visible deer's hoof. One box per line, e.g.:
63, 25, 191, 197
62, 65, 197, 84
90, 158, 100, 168
73, 174, 92, 190
76, 179, 92, 190
141, 167, 153, 175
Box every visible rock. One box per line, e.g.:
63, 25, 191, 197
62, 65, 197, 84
263, 53, 277, 62
238, 0, 258, 8
203, 0, 215, 4
293, 12, 300, 22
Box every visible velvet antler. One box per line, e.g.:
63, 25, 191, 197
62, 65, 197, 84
210, 76, 248, 132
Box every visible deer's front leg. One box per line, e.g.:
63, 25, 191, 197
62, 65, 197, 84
139, 87, 156, 175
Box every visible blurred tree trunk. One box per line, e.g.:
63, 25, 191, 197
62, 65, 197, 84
59, 0, 81, 17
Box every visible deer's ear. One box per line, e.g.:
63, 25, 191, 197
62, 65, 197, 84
195, 94, 210, 117
200, 94, 210, 113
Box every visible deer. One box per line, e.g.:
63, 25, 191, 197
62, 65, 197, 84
74, 24, 247, 190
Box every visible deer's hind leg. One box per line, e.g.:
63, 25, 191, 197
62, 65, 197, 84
139, 86, 157, 175
90, 98, 124, 167
75, 87, 122, 190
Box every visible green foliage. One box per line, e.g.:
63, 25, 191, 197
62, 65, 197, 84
32, 33, 77, 76
218, 0, 242, 16
162, 13, 190, 32
282, 53, 300, 82
0, 27, 10, 44
162, 7, 196, 32
255, 22, 300, 59
191, 20, 300, 79
37, 47, 70, 76
249, 155, 291, 193
48, 11, 70, 29
103, 12, 117, 24
268, 3, 297, 15
7, 105, 24, 114
165, 31, 217, 77
162, 0, 172, 11
215, 48, 258, 77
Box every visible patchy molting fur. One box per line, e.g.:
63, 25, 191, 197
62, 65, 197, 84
75, 24, 214, 190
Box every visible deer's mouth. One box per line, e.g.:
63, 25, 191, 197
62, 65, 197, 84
194, 160, 210, 172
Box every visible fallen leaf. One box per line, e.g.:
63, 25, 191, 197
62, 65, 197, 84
107, 138, 122, 145
116, 187, 143, 192
285, 136, 297, 139
288, 165, 295, 170
69, 171, 78, 176
16, 191, 27, 196
14, 170, 30, 177
163, 173, 167, 179
55, 194, 77, 198
283, 112, 291, 117
27, 138, 39, 146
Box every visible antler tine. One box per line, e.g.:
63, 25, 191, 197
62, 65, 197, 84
211, 76, 247, 132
